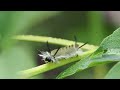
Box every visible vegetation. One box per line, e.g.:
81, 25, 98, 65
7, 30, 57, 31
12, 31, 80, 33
0, 11, 120, 79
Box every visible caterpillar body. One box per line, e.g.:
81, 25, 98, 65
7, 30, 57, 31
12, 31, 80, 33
38, 42, 87, 63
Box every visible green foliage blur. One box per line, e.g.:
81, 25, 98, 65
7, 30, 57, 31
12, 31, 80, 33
0, 11, 117, 79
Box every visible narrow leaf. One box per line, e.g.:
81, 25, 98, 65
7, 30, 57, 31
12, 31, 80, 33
57, 27, 120, 79
13, 35, 98, 50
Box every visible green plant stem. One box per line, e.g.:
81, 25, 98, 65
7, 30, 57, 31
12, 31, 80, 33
13, 35, 98, 50
18, 49, 96, 79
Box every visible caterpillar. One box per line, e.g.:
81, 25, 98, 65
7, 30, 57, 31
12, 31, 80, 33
38, 37, 87, 63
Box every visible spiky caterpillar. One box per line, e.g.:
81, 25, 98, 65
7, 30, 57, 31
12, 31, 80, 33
38, 43, 87, 63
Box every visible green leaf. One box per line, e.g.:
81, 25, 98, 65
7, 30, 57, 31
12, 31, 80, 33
57, 54, 120, 79
13, 35, 98, 50
56, 27, 120, 79
19, 49, 95, 79
105, 62, 120, 79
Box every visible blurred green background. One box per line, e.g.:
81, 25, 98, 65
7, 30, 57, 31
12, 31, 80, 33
0, 11, 119, 79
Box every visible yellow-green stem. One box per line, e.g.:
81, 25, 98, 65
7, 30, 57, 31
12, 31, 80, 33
13, 35, 98, 50
19, 49, 96, 79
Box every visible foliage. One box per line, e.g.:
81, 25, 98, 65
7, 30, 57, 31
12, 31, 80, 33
0, 11, 120, 79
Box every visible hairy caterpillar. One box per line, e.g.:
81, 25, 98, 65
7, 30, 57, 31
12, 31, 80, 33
38, 37, 87, 63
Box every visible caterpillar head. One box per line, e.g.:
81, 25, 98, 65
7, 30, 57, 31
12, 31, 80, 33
38, 51, 55, 63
